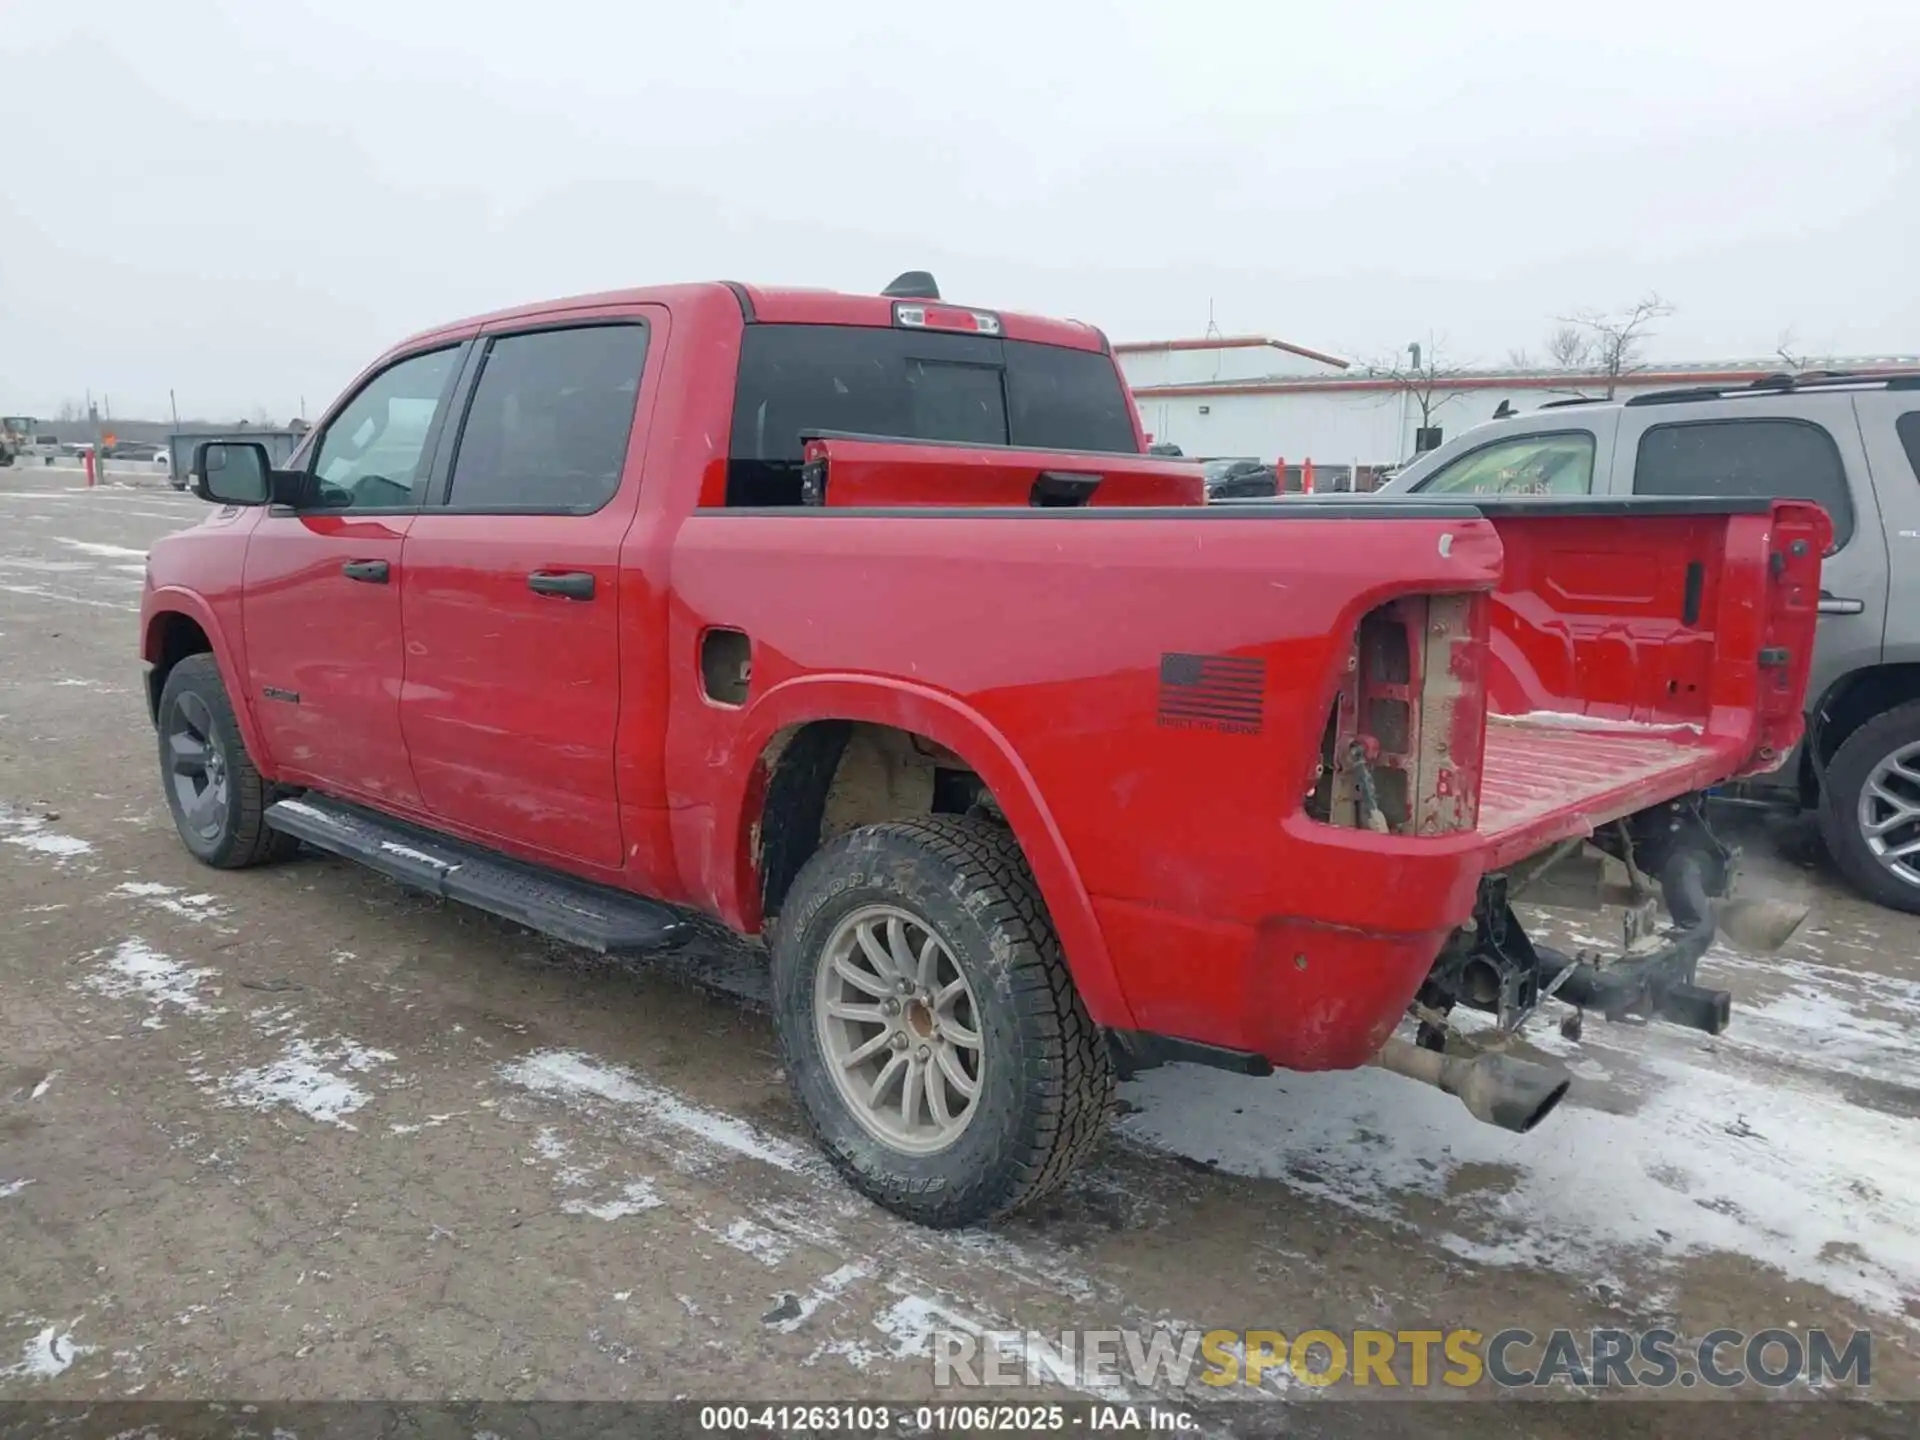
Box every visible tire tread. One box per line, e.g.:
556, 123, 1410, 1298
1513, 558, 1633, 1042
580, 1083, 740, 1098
161, 654, 298, 869
774, 814, 1114, 1226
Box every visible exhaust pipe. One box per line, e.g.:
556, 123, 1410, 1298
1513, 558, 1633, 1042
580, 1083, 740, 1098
1373, 1037, 1571, 1135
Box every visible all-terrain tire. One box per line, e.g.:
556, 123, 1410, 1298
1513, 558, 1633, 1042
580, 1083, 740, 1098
157, 653, 299, 869
1818, 700, 1920, 914
771, 815, 1114, 1227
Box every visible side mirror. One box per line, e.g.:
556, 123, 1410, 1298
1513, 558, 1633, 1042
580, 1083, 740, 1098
191, 441, 273, 505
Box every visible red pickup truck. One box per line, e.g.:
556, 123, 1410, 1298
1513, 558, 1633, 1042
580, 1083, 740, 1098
140, 275, 1827, 1227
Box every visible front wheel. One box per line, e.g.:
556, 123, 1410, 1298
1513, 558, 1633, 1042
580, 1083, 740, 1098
771, 816, 1114, 1227
1819, 701, 1920, 913
157, 654, 297, 869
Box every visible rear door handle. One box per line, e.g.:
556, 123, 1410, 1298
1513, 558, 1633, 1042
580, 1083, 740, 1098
528, 570, 596, 600
1818, 593, 1865, 616
341, 559, 390, 584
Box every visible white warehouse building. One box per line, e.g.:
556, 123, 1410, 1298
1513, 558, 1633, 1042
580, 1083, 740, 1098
1120, 336, 1920, 486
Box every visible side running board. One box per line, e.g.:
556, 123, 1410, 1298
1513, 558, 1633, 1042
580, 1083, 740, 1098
264, 795, 689, 955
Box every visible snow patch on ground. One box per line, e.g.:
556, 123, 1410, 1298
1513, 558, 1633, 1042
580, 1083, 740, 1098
1, 1323, 93, 1380
500, 1049, 818, 1175
388, 1111, 464, 1136
111, 881, 229, 925
768, 1261, 872, 1334
84, 938, 218, 1018
0, 807, 93, 858
0, 1179, 35, 1199
716, 1218, 792, 1267
211, 1036, 396, 1130
562, 1180, 664, 1220
523, 1124, 594, 1187
1119, 1025, 1920, 1319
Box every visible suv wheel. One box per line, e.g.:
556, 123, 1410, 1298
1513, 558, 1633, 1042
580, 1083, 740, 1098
771, 816, 1114, 1227
158, 654, 298, 869
1819, 701, 1920, 913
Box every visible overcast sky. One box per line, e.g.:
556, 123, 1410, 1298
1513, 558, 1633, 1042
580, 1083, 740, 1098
2, 0, 1916, 421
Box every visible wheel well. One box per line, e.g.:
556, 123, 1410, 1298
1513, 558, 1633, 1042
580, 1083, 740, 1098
755, 720, 1000, 921
145, 612, 212, 722
1813, 665, 1920, 771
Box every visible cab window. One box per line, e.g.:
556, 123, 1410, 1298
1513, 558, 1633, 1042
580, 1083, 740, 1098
1417, 431, 1596, 496
307, 346, 462, 510
445, 323, 650, 512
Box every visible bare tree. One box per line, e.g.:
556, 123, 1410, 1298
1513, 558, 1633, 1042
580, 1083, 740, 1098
55, 399, 80, 424
1371, 336, 1477, 451
1504, 346, 1537, 370
1546, 324, 1591, 370
1774, 327, 1809, 374
1548, 294, 1674, 399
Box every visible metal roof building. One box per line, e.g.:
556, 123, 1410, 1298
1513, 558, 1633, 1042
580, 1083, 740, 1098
1120, 338, 1920, 474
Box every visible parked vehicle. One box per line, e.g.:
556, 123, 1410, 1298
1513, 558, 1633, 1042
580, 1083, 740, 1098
1201, 457, 1279, 500
1, 415, 32, 464
1377, 373, 1920, 912
139, 277, 1825, 1226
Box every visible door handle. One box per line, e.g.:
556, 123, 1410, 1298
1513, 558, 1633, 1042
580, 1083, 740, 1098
341, 559, 390, 584
528, 570, 596, 600
1818, 593, 1865, 616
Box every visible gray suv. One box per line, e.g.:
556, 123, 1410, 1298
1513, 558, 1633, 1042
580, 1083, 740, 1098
1379, 372, 1920, 913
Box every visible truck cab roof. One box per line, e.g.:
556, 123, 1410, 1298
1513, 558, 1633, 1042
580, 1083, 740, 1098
397, 280, 1111, 356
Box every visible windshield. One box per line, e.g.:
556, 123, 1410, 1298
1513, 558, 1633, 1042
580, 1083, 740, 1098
726, 324, 1138, 506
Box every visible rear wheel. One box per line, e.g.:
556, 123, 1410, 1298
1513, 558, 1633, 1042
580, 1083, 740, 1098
1819, 701, 1920, 913
771, 816, 1114, 1227
157, 654, 297, 869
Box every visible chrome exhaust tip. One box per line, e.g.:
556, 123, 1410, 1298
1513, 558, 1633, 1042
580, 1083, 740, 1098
1374, 1037, 1572, 1135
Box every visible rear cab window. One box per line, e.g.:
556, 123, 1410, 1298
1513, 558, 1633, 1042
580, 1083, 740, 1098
1414, 431, 1596, 496
1896, 411, 1920, 482
725, 325, 1138, 507
1630, 418, 1854, 547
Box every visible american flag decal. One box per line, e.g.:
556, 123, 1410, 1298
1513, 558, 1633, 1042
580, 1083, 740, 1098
1157, 652, 1266, 735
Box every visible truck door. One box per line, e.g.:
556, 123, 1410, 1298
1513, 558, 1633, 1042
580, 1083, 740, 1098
1614, 395, 1888, 759
242, 343, 467, 807
398, 313, 658, 871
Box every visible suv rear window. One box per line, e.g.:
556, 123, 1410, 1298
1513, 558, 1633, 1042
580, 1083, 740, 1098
1897, 411, 1920, 483
1633, 418, 1854, 546
726, 325, 1137, 506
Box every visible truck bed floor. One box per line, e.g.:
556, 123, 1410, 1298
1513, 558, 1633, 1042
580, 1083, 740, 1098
1478, 714, 1720, 867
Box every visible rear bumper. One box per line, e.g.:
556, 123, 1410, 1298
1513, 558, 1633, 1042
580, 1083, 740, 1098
1094, 757, 1747, 1071
1092, 893, 1458, 1071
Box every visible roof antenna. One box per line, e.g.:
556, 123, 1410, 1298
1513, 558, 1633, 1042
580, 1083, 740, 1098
882, 271, 940, 300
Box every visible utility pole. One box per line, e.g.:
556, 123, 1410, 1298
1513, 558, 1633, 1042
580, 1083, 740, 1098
170, 389, 180, 427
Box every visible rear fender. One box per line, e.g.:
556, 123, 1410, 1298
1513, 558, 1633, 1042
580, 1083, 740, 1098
141, 588, 275, 778
715, 674, 1136, 1030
